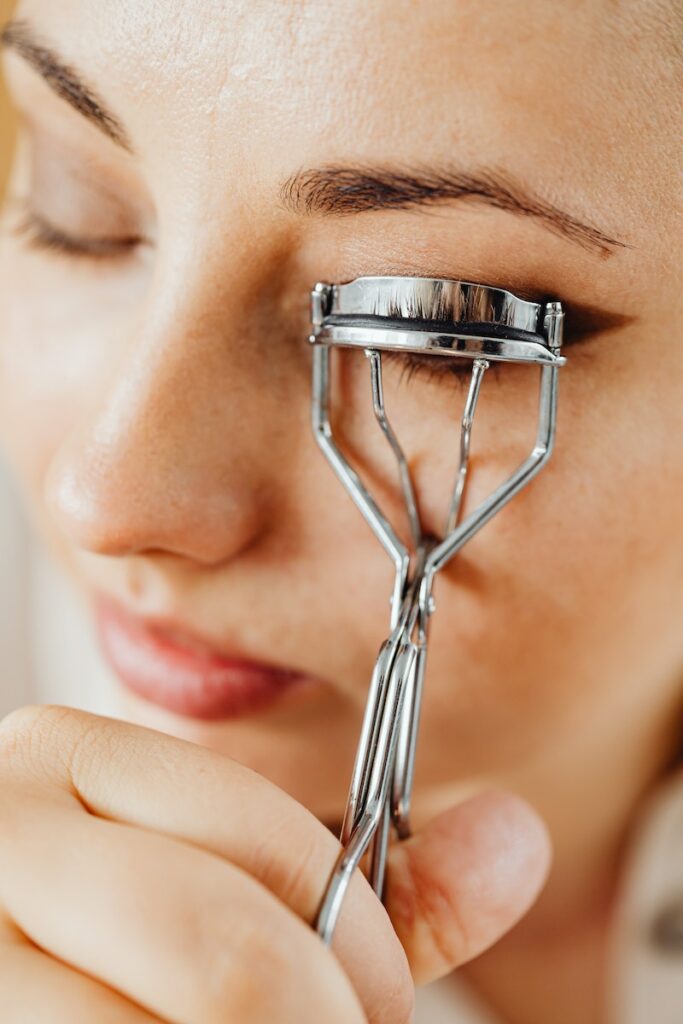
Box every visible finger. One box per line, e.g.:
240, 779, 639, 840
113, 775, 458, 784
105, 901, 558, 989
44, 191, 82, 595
52, 709, 547, 989
386, 790, 552, 984
0, 917, 163, 1023
0, 705, 411, 1024
0, 709, 548, 1016
0, 791, 367, 1024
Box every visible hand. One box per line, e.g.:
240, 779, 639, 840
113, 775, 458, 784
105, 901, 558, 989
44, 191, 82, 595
0, 706, 550, 1023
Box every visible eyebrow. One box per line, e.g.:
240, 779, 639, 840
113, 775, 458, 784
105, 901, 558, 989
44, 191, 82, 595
1, 19, 627, 261
281, 165, 628, 258
0, 19, 130, 151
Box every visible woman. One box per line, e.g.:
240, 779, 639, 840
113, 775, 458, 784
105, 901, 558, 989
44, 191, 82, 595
0, 1, 681, 1021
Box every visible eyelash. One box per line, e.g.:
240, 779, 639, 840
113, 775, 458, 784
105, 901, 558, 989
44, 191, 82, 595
382, 349, 502, 383
13, 206, 142, 261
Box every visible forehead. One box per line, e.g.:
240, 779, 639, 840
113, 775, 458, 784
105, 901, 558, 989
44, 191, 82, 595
12, 0, 678, 232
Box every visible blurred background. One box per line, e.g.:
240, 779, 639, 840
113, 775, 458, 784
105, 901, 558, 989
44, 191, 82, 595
0, 0, 115, 717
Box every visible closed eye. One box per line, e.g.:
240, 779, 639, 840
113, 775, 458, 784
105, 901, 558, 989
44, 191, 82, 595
12, 204, 145, 261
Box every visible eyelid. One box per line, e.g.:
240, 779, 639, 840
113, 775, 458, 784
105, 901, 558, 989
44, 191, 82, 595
9, 120, 153, 256
10, 201, 146, 260
14, 109, 146, 216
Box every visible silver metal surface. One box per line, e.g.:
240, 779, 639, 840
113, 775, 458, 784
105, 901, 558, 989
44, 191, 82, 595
310, 276, 564, 944
314, 324, 564, 365
327, 276, 542, 331
445, 357, 489, 535
367, 349, 421, 550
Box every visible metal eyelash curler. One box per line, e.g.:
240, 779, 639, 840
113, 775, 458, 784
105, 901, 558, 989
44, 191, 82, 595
309, 276, 565, 944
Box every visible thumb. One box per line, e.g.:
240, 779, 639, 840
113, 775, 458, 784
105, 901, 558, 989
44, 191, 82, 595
385, 790, 552, 985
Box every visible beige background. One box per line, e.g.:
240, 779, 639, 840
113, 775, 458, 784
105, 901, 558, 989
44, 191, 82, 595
0, 0, 16, 193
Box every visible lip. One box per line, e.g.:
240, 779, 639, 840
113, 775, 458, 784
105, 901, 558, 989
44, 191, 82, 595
94, 597, 309, 721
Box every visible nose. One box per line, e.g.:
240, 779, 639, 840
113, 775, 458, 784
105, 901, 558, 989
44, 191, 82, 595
46, 278, 302, 566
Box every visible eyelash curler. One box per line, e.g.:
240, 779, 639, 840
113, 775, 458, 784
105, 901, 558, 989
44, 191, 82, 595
309, 276, 565, 943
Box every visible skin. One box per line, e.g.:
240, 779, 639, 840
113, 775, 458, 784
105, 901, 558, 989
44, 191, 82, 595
0, 0, 681, 1021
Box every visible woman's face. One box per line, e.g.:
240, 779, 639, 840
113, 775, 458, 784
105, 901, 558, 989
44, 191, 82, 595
0, 0, 681, 832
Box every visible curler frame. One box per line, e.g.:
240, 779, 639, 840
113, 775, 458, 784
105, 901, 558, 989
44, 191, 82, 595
309, 276, 565, 944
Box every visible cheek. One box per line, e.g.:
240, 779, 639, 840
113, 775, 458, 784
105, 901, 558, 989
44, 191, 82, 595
0, 237, 142, 533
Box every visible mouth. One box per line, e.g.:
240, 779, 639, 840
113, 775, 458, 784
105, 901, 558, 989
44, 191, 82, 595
93, 596, 311, 721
